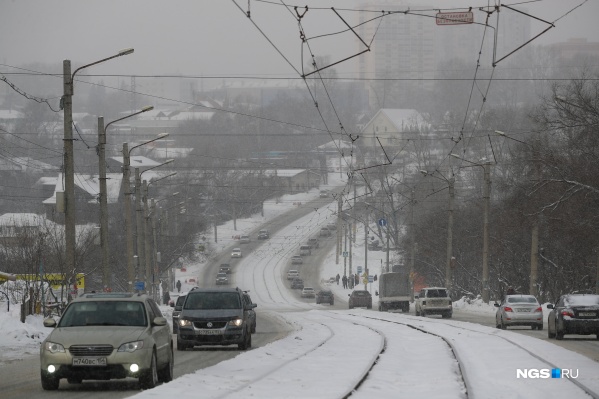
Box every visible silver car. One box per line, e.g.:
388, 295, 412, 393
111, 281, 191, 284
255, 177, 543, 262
495, 294, 543, 330
40, 292, 173, 390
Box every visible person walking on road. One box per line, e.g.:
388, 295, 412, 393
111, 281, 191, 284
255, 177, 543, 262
176, 280, 182, 293
336, 274, 340, 285
342, 275, 347, 289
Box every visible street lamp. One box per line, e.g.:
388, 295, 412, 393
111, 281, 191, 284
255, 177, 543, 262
62, 48, 134, 283
420, 170, 455, 292
123, 133, 169, 292
136, 159, 174, 291
98, 106, 153, 289
451, 153, 492, 303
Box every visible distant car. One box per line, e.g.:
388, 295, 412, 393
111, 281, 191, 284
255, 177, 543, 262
291, 278, 304, 290
326, 223, 337, 231
257, 229, 270, 240
240, 235, 251, 244
415, 287, 452, 318
319, 191, 328, 198
171, 293, 188, 334
242, 291, 257, 334
215, 273, 229, 285
287, 270, 300, 280
319, 228, 332, 237
299, 245, 312, 256
494, 294, 543, 330
348, 290, 372, 309
40, 292, 173, 390
301, 287, 316, 298
316, 290, 334, 305
547, 294, 599, 340
308, 238, 320, 249
219, 264, 231, 274
231, 248, 242, 258
291, 255, 303, 264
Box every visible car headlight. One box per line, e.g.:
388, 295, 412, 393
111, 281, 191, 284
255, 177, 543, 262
44, 341, 65, 353
228, 318, 243, 327
118, 340, 144, 353
179, 319, 192, 327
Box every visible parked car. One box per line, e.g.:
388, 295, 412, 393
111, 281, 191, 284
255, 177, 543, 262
327, 223, 337, 231
231, 248, 242, 258
240, 235, 251, 244
242, 291, 257, 333
299, 245, 312, 256
415, 287, 452, 318
40, 292, 173, 390
494, 294, 543, 330
348, 290, 372, 309
257, 229, 270, 240
308, 238, 320, 249
291, 278, 304, 290
547, 294, 599, 340
287, 270, 300, 280
316, 290, 334, 305
215, 273, 229, 285
219, 264, 232, 274
319, 228, 332, 237
301, 287, 316, 298
319, 190, 328, 198
291, 255, 303, 264
177, 287, 255, 351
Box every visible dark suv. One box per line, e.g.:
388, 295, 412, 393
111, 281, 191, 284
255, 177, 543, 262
177, 287, 256, 351
316, 290, 334, 305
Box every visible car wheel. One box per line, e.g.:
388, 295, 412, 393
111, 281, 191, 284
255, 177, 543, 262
251, 323, 256, 334
500, 318, 507, 330
537, 324, 543, 331
442, 312, 452, 319
415, 308, 420, 316
556, 329, 564, 340
41, 372, 60, 390
158, 347, 174, 383
177, 338, 188, 351
421, 310, 426, 317
548, 324, 556, 338
367, 304, 372, 309
139, 350, 158, 390
67, 377, 82, 384
531, 324, 536, 330
238, 329, 251, 350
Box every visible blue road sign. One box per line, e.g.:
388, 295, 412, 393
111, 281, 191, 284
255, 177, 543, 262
378, 218, 387, 227
357, 266, 363, 274
134, 281, 145, 291
368, 275, 374, 283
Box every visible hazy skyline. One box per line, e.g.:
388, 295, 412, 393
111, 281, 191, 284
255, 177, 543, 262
1, 0, 598, 80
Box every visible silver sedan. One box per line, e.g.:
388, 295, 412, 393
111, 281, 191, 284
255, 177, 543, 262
495, 294, 543, 330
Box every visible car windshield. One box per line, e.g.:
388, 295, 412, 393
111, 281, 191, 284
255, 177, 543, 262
565, 295, 599, 306
184, 292, 241, 310
176, 295, 186, 307
217, 273, 227, 278
58, 301, 147, 327
507, 296, 538, 304
353, 291, 369, 296
426, 289, 448, 298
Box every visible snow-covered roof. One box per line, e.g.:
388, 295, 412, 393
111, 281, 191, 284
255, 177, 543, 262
110, 155, 161, 168
0, 157, 57, 172
0, 213, 45, 227
42, 173, 123, 205
263, 169, 306, 178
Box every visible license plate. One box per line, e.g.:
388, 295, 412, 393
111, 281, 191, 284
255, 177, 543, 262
72, 357, 107, 366
579, 312, 596, 317
197, 329, 222, 335
516, 309, 530, 312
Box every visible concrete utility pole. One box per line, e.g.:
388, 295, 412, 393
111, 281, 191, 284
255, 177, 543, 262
409, 189, 416, 301
98, 117, 109, 288
364, 213, 368, 290
336, 196, 342, 265
135, 168, 146, 287
446, 177, 455, 290
123, 143, 135, 291
482, 161, 491, 303
143, 180, 152, 296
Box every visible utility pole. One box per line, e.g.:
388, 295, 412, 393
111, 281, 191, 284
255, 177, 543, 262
62, 60, 76, 280
530, 142, 540, 297
123, 143, 134, 292
482, 162, 492, 303
409, 189, 415, 301
364, 213, 368, 290
98, 117, 109, 288
446, 177, 455, 290
336, 196, 342, 265
143, 180, 152, 297
135, 168, 146, 290
343, 222, 347, 277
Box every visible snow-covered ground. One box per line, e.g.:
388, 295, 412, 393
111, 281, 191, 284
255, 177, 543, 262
1, 172, 599, 398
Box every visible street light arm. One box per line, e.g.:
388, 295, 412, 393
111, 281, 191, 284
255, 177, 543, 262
105, 106, 154, 132
140, 159, 174, 179
72, 48, 134, 79
129, 133, 169, 155
147, 172, 177, 189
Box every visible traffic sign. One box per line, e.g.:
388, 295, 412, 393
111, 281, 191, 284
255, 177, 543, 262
343, 251, 348, 257
357, 266, 363, 274
378, 218, 387, 227
436, 11, 474, 25
134, 281, 145, 291
368, 276, 374, 283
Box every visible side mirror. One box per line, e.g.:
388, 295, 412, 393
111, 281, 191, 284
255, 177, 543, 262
170, 302, 175, 308
43, 318, 57, 328
494, 303, 500, 307
152, 317, 167, 327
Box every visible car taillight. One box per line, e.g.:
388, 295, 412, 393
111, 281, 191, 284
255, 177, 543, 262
561, 309, 575, 317
504, 307, 513, 312
534, 307, 542, 313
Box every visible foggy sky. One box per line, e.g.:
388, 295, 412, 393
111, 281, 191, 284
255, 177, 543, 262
1, 0, 597, 79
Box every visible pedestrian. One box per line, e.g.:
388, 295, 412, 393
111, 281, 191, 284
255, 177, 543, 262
342, 275, 347, 289
374, 274, 377, 282
355, 274, 359, 286
163, 290, 171, 306
176, 280, 182, 293
336, 274, 340, 285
